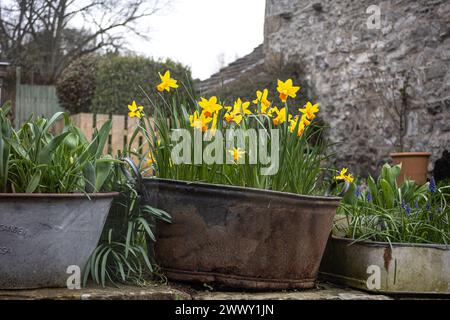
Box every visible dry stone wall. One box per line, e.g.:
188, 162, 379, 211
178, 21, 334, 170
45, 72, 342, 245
264, 0, 450, 176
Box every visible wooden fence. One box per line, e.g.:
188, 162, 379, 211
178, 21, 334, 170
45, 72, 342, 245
69, 113, 147, 158
15, 84, 63, 129
13, 67, 149, 161
14, 68, 64, 129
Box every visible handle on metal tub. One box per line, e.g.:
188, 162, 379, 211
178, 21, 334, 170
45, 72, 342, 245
327, 180, 350, 197
120, 157, 151, 202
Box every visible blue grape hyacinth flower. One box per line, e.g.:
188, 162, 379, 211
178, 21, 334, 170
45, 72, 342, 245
405, 204, 411, 216
366, 190, 372, 202
429, 177, 437, 193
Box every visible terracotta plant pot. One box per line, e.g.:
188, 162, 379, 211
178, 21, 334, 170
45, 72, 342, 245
144, 178, 342, 290
390, 152, 431, 185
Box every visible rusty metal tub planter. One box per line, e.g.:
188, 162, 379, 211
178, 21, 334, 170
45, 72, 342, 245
0, 192, 118, 289
319, 236, 450, 294
144, 178, 342, 290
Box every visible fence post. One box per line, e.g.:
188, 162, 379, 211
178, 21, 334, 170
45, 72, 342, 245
111, 115, 125, 157
72, 113, 94, 140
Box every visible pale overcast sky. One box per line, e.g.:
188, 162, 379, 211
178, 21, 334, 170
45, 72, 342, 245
128, 0, 266, 80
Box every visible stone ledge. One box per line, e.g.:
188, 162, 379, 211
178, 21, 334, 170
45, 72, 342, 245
189, 283, 392, 300
0, 284, 191, 300
0, 282, 391, 300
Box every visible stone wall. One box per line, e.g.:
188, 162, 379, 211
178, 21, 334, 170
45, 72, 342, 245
264, 0, 450, 176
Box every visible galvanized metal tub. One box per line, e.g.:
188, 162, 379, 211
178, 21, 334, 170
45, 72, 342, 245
0, 193, 117, 289
144, 178, 342, 290
320, 236, 450, 294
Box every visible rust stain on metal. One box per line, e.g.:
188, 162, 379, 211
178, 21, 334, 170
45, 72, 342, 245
383, 247, 392, 271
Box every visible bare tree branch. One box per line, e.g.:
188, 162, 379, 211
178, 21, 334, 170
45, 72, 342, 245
0, 0, 169, 83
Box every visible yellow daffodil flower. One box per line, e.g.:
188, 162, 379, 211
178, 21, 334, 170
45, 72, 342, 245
224, 111, 243, 125
288, 115, 299, 131
198, 96, 223, 117
234, 98, 252, 115
296, 119, 306, 137
300, 113, 311, 126
156, 70, 179, 92
288, 115, 305, 137
223, 98, 250, 125
128, 101, 144, 118
299, 101, 319, 120
189, 110, 212, 132
272, 107, 287, 126
335, 168, 354, 183
147, 152, 156, 166
288, 113, 311, 137
229, 147, 245, 162
253, 89, 271, 113
267, 106, 279, 118
277, 79, 300, 102
224, 106, 243, 123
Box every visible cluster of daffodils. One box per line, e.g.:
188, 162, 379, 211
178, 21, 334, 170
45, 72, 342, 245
127, 71, 321, 164
187, 79, 319, 138
124, 69, 358, 195
128, 71, 320, 138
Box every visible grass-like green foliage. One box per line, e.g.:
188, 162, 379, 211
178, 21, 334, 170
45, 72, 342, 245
84, 164, 171, 287
1, 105, 171, 286
0, 104, 116, 193
0, 104, 13, 193
134, 80, 330, 196
56, 54, 193, 115
337, 163, 450, 245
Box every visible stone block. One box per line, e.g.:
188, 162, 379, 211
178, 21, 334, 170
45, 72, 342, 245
425, 65, 448, 80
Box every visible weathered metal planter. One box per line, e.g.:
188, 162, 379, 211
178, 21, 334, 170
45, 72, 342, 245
320, 236, 450, 294
0, 193, 117, 289
144, 178, 342, 290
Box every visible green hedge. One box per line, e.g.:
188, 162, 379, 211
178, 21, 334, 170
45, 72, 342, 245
57, 54, 193, 115
56, 55, 99, 114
